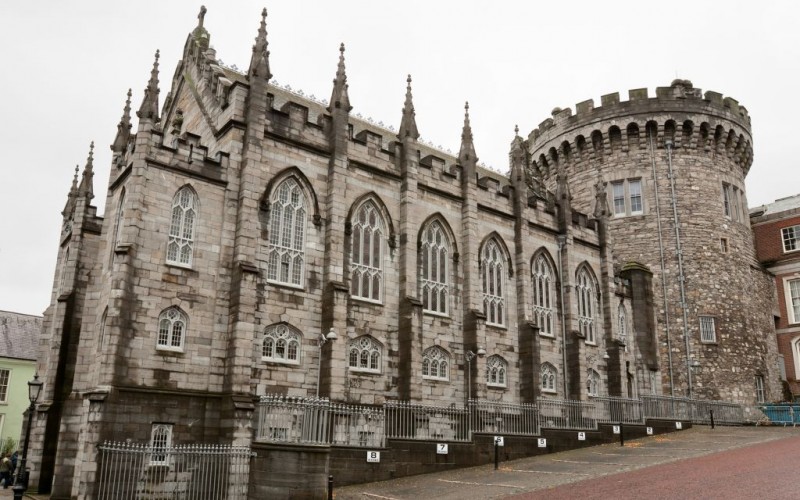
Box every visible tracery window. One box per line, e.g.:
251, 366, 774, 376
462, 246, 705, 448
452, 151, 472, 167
541, 363, 557, 393
348, 336, 382, 373
157, 306, 187, 351
167, 187, 197, 267
587, 369, 600, 396
262, 323, 302, 364
351, 201, 384, 302
150, 424, 173, 465
532, 253, 555, 336
267, 178, 306, 286
576, 267, 598, 344
482, 239, 505, 326
422, 346, 450, 381
420, 220, 450, 315
486, 355, 507, 388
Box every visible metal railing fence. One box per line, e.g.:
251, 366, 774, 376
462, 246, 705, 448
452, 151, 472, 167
591, 396, 644, 424
469, 399, 540, 436
692, 400, 745, 425
385, 400, 470, 442
537, 398, 598, 430
330, 402, 386, 447
96, 442, 250, 500
642, 395, 693, 420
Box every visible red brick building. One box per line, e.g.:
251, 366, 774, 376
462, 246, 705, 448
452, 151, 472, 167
751, 194, 800, 399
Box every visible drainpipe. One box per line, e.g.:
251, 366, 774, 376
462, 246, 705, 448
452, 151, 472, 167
648, 132, 675, 396
557, 234, 569, 397
665, 140, 693, 398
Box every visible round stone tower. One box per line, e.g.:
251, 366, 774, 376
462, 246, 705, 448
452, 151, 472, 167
526, 80, 779, 403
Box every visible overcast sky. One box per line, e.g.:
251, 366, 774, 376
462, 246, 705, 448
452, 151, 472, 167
1, 0, 798, 316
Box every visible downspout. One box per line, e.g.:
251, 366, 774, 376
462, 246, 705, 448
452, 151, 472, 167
665, 140, 693, 398
648, 131, 675, 396
557, 235, 569, 397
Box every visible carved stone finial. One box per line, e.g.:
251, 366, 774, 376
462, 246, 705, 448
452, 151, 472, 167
459, 101, 477, 165
198, 5, 207, 27
136, 50, 161, 122
247, 7, 272, 80
328, 42, 351, 112
398, 74, 419, 140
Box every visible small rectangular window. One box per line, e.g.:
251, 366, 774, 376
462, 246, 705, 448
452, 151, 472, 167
629, 179, 643, 214
610, 179, 643, 217
0, 369, 9, 403
612, 182, 625, 215
722, 184, 731, 218
720, 238, 728, 253
699, 316, 716, 343
782, 225, 800, 253
788, 279, 800, 324
754, 375, 766, 403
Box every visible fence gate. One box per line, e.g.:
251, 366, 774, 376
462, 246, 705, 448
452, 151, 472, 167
97, 442, 251, 500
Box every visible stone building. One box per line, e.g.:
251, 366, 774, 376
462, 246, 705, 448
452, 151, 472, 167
29, 7, 779, 498
751, 193, 800, 400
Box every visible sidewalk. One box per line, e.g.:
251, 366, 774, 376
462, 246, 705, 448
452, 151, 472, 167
334, 426, 800, 499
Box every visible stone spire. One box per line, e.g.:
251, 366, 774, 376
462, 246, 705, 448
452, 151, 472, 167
398, 75, 419, 141
510, 125, 526, 183
112, 89, 133, 153
62, 165, 80, 217
78, 142, 95, 201
458, 102, 478, 165
328, 43, 351, 112
136, 50, 160, 122
248, 8, 272, 80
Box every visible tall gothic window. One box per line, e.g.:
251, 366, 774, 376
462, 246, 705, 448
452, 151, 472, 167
482, 239, 505, 326
150, 423, 173, 465
157, 306, 187, 351
541, 363, 557, 393
267, 178, 306, 286
587, 369, 600, 396
576, 267, 598, 344
532, 253, 555, 336
420, 220, 450, 315
351, 201, 384, 302
422, 346, 450, 381
618, 304, 627, 346
262, 323, 302, 365
486, 355, 507, 388
348, 336, 382, 373
167, 187, 197, 267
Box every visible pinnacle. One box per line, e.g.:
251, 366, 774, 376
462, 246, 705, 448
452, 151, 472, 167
459, 101, 478, 165
398, 74, 419, 140
328, 42, 351, 112
136, 50, 161, 121
248, 6, 272, 80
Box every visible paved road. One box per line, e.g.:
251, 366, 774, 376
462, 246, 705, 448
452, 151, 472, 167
335, 426, 800, 499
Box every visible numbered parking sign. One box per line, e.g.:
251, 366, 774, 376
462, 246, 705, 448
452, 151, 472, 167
537, 438, 547, 448
437, 443, 448, 455
494, 436, 504, 446
612, 425, 621, 434
577, 432, 586, 441
366, 451, 380, 463
675, 421, 683, 429
646, 427, 653, 435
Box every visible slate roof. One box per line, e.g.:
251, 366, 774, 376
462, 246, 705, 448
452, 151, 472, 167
749, 193, 800, 219
0, 310, 41, 361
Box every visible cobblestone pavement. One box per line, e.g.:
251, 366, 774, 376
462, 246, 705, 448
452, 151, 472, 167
334, 426, 800, 499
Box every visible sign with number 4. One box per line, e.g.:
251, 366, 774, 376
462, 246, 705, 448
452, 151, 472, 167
367, 451, 380, 463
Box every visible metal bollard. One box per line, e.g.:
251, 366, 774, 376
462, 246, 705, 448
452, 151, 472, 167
710, 410, 715, 429
494, 441, 499, 470
328, 475, 334, 500
619, 423, 624, 447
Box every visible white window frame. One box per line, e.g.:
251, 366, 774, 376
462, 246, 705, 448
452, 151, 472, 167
481, 239, 506, 327
754, 375, 766, 403
782, 225, 800, 253
262, 324, 302, 365
486, 355, 507, 388
786, 278, 800, 325
420, 220, 450, 316
609, 179, 643, 217
587, 369, 600, 397
266, 178, 307, 287
540, 363, 557, 394
167, 187, 197, 268
348, 336, 382, 374
421, 346, 450, 381
157, 307, 187, 351
699, 315, 717, 343
350, 201, 384, 303
150, 423, 173, 466
0, 369, 9, 403
576, 267, 598, 344
532, 254, 555, 337
792, 337, 800, 382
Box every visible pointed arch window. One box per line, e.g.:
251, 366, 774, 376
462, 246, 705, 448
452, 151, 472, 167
150, 423, 173, 465
482, 239, 505, 327
420, 220, 450, 315
262, 323, 302, 364
167, 187, 197, 267
618, 304, 628, 348
486, 355, 507, 388
587, 369, 601, 397
422, 346, 450, 381
267, 178, 306, 286
350, 201, 384, 302
541, 363, 557, 393
532, 253, 555, 336
348, 336, 382, 373
157, 306, 187, 351
576, 267, 598, 344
